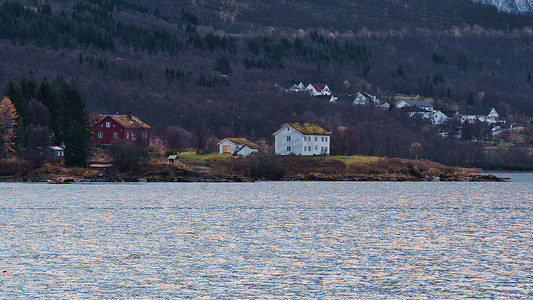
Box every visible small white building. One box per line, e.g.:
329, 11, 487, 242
273, 123, 331, 156
289, 82, 306, 93
167, 155, 179, 164
305, 83, 332, 96
217, 138, 259, 156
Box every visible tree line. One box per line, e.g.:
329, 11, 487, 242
2, 72, 90, 167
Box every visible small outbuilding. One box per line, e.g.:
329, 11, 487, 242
167, 155, 179, 164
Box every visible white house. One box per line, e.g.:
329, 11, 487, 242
404, 108, 449, 125
305, 83, 331, 96
354, 92, 380, 106
289, 82, 306, 93
273, 123, 331, 156
457, 108, 499, 124
217, 138, 259, 156
395, 99, 434, 111
431, 110, 448, 125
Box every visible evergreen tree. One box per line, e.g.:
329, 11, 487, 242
64, 120, 89, 166
3, 81, 24, 119
215, 56, 232, 75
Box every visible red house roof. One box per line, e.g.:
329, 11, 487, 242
310, 83, 326, 91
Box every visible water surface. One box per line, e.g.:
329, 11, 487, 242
1, 176, 532, 298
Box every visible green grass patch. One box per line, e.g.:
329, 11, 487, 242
328, 155, 379, 166
178, 151, 233, 163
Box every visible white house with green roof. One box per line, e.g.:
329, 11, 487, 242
217, 138, 259, 156
273, 123, 331, 156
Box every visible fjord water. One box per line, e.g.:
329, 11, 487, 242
1, 175, 532, 298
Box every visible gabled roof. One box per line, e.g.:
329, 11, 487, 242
398, 99, 433, 107
458, 107, 495, 116
218, 137, 259, 149
309, 83, 327, 91
403, 107, 430, 113
93, 114, 150, 129
359, 92, 378, 99
274, 123, 331, 136
335, 94, 358, 103
167, 155, 179, 159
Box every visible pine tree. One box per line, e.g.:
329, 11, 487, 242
64, 120, 89, 166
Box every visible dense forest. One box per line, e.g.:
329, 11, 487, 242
0, 0, 532, 168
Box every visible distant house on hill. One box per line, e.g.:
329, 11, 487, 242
91, 113, 150, 145
289, 82, 306, 93
217, 138, 259, 156
354, 92, 380, 106
273, 123, 331, 156
457, 107, 499, 124
305, 83, 332, 96
403, 107, 448, 125
395, 99, 434, 111
330, 93, 389, 110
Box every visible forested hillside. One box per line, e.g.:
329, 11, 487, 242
1, 0, 532, 167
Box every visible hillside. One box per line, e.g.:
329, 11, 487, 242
474, 0, 533, 13
1, 0, 532, 168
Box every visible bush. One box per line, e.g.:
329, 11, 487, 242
109, 142, 149, 172
0, 158, 32, 175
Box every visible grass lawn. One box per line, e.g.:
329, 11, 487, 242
177, 151, 233, 163
328, 155, 379, 166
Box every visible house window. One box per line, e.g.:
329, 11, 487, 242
106, 121, 111, 128
98, 132, 103, 138
126, 132, 129, 139
321, 146, 324, 152
113, 132, 118, 138
321, 137, 324, 142
222, 145, 231, 153
287, 136, 291, 141
315, 145, 318, 150
287, 146, 291, 152
325, 137, 328, 142
132, 133, 136, 140
315, 137, 318, 141
325, 147, 328, 152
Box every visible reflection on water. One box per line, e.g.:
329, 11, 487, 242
1, 177, 532, 298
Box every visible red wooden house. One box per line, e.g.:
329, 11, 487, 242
91, 113, 150, 145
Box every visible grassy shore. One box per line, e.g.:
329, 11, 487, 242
1, 152, 501, 182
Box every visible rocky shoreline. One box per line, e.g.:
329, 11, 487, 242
1, 172, 503, 183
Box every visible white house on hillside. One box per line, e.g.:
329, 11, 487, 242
305, 83, 331, 96
457, 108, 499, 124
273, 123, 331, 155
404, 107, 448, 125
395, 99, 434, 111
218, 138, 259, 156
354, 92, 380, 106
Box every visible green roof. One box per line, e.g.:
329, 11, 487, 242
226, 138, 259, 149
94, 114, 150, 129
287, 123, 331, 135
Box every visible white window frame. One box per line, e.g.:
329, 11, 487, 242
106, 121, 111, 128
113, 132, 118, 139
98, 132, 103, 138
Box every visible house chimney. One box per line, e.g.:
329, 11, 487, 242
127, 112, 132, 120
